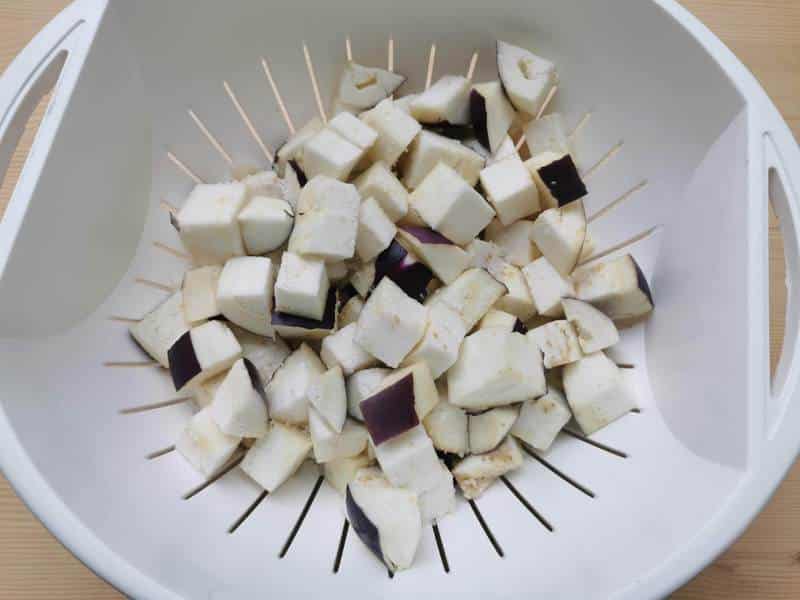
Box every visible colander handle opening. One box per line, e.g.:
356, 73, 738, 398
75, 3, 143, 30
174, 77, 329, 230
0, 0, 105, 276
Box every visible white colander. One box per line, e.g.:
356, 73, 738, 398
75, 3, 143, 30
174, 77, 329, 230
1, 0, 799, 598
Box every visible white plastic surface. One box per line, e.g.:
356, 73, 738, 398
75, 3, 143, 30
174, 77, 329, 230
0, 0, 798, 599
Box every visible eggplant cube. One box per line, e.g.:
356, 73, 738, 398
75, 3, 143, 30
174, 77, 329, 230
486, 135, 519, 166
309, 365, 347, 433
452, 436, 523, 499
339, 295, 364, 328
276, 117, 323, 170
237, 196, 294, 255
403, 303, 467, 379
397, 226, 470, 284
231, 325, 291, 385
335, 62, 406, 112
478, 309, 518, 333
176, 182, 247, 265
469, 405, 520, 454
491, 260, 536, 321
354, 277, 428, 368
241, 422, 312, 492
448, 329, 545, 410
531, 200, 587, 276
209, 358, 268, 438
324, 451, 373, 495
479, 156, 540, 226
572, 254, 654, 322
562, 298, 620, 353
274, 251, 330, 321
376, 362, 440, 421
241, 169, 284, 199
360, 373, 420, 445
194, 373, 224, 409
266, 342, 326, 426
373, 425, 444, 494
521, 257, 575, 317
410, 75, 471, 125
485, 219, 538, 267
512, 387, 571, 451
524, 151, 566, 210
346, 467, 422, 572
176, 408, 242, 476
346, 367, 391, 421
410, 163, 495, 246
354, 161, 409, 222
524, 113, 571, 157
167, 320, 242, 391
529, 320, 583, 368
130, 291, 190, 367
563, 352, 637, 434
350, 261, 376, 298
328, 111, 378, 151
289, 175, 360, 261
360, 99, 422, 167
426, 268, 506, 330
418, 462, 456, 523
470, 81, 516, 154
400, 130, 485, 190
496, 41, 558, 117
302, 128, 363, 181
321, 323, 378, 376
423, 397, 468, 457
217, 256, 275, 336
310, 410, 370, 463
357, 197, 397, 262
182, 266, 221, 324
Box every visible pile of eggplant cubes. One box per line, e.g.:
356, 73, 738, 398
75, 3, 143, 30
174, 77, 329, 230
132, 41, 653, 572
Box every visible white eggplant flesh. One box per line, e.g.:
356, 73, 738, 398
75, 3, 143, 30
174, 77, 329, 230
468, 406, 520, 454
241, 422, 312, 492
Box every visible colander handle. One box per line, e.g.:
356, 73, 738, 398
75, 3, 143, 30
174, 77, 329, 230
0, 0, 104, 269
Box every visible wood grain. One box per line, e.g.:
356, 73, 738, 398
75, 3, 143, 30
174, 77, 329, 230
0, 1, 798, 598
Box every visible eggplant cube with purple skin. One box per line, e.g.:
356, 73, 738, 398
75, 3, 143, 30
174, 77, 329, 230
346, 367, 391, 421
241, 422, 312, 492
562, 298, 620, 353
374, 362, 440, 421
359, 372, 421, 446
346, 467, 422, 572
373, 240, 435, 303
426, 267, 506, 331
563, 352, 637, 435
176, 408, 242, 477
274, 251, 330, 321
529, 320, 583, 368
470, 81, 516, 154
289, 175, 360, 261
410, 163, 495, 246
512, 387, 572, 451
400, 129, 485, 190
402, 303, 467, 379
357, 197, 397, 262
572, 254, 654, 322
410, 75, 471, 125
237, 196, 294, 256
354, 161, 409, 222
265, 342, 326, 426
130, 291, 190, 367
480, 155, 540, 226
452, 436, 524, 499
360, 99, 422, 167
271, 288, 338, 340
167, 320, 242, 391
469, 405, 520, 454
175, 182, 248, 265
208, 358, 268, 438
321, 323, 378, 376
530, 200, 587, 276
308, 365, 347, 433
217, 256, 275, 337
309, 411, 370, 463
522, 256, 575, 317
182, 266, 221, 324
396, 226, 470, 284
448, 328, 545, 411
354, 277, 428, 368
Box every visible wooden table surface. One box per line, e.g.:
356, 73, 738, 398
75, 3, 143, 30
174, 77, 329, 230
0, 1, 798, 597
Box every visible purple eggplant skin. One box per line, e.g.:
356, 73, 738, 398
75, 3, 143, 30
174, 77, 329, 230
167, 331, 202, 391
288, 159, 308, 186
536, 154, 587, 206
513, 319, 528, 335
634, 259, 654, 307
271, 288, 338, 330
346, 486, 384, 565
337, 283, 359, 307
426, 122, 475, 141
469, 90, 491, 152
399, 225, 456, 246
243, 357, 267, 404
374, 241, 434, 303
360, 374, 419, 445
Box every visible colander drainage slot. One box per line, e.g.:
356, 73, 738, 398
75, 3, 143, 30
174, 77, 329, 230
135, 277, 177, 293
467, 499, 504, 557
520, 444, 595, 498
499, 476, 553, 532
561, 428, 629, 459
332, 519, 349, 573
432, 522, 450, 573
153, 241, 191, 261
145, 445, 175, 460
104, 360, 158, 368
182, 451, 245, 500
279, 475, 324, 558
228, 490, 269, 534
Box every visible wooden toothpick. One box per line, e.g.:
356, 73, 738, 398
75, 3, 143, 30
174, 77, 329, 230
303, 42, 328, 124
223, 80, 274, 163
187, 109, 233, 166
261, 57, 295, 135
